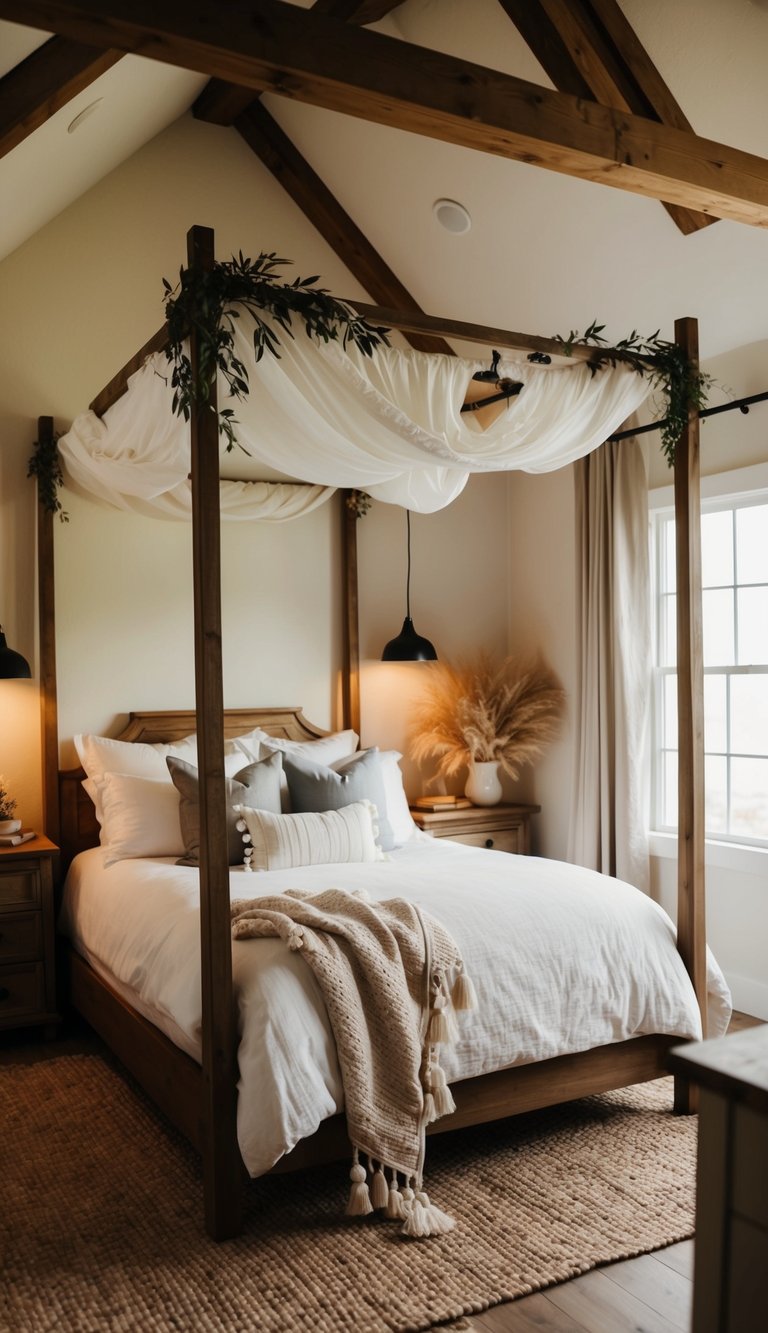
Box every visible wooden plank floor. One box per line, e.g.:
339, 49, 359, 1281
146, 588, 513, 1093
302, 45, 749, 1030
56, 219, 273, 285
2, 1011, 763, 1331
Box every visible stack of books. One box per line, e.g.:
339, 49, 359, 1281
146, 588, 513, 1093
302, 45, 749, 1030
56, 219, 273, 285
0, 829, 36, 847
411, 795, 472, 812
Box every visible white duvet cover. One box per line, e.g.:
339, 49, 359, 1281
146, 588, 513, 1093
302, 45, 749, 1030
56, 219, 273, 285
60, 837, 731, 1177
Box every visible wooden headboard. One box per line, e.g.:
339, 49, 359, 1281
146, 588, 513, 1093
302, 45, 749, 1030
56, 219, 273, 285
58, 706, 329, 870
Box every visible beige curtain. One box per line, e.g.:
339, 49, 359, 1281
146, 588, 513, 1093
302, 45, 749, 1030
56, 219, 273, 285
568, 432, 651, 891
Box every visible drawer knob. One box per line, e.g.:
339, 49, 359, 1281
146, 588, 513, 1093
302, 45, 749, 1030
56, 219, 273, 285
0, 986, 9, 1002
484, 837, 494, 849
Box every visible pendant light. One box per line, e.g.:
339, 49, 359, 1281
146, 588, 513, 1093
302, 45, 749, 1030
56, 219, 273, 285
0, 626, 31, 679
381, 511, 437, 662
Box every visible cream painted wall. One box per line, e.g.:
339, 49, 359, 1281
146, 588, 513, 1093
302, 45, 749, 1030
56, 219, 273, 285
502, 467, 577, 861
357, 473, 511, 799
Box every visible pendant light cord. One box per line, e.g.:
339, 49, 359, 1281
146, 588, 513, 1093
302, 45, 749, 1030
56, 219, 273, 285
406, 510, 412, 620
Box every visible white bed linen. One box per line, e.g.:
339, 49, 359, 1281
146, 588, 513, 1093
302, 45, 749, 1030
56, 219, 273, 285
59, 838, 731, 1177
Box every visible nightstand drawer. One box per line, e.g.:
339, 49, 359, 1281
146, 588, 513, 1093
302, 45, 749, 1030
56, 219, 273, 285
450, 828, 526, 854
0, 865, 41, 908
0, 911, 42, 962
0, 962, 45, 1021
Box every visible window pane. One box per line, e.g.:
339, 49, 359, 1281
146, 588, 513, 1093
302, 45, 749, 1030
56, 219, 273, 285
701, 509, 733, 588
705, 754, 728, 834
731, 757, 768, 840
738, 587, 768, 665
663, 750, 678, 827
703, 588, 734, 666
663, 518, 676, 594
731, 675, 768, 756
704, 674, 727, 753
737, 504, 768, 584
661, 594, 677, 667
663, 674, 677, 748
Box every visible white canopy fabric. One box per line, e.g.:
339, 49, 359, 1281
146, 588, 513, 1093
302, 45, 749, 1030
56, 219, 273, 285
58, 313, 652, 517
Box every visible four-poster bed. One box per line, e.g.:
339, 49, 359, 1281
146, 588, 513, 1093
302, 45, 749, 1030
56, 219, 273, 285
36, 223, 713, 1240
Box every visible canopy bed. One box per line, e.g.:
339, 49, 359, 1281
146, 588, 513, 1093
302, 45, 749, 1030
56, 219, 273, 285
36, 225, 714, 1240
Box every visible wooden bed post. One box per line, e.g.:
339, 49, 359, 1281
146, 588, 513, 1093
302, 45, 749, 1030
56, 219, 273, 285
673, 316, 707, 1113
341, 490, 361, 736
37, 416, 60, 844
187, 225, 242, 1237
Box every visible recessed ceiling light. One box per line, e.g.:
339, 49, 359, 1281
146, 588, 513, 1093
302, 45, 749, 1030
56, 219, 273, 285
433, 198, 472, 234
67, 99, 104, 134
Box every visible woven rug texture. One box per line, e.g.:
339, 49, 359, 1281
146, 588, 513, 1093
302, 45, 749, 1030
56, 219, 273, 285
1, 1055, 696, 1333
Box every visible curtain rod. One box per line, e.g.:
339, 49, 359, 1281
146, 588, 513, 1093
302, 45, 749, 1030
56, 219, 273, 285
609, 390, 768, 442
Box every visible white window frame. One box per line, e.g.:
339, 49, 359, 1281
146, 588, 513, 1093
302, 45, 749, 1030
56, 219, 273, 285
649, 460, 768, 870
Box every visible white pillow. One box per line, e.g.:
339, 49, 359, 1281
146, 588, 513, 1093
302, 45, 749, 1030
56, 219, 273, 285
233, 800, 384, 872
98, 772, 185, 866
77, 731, 246, 824
234, 727, 359, 766
75, 732, 198, 823
378, 751, 417, 846
235, 728, 360, 810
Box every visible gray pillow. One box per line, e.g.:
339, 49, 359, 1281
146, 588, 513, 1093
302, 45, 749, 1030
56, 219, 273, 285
282, 747, 394, 851
166, 751, 283, 866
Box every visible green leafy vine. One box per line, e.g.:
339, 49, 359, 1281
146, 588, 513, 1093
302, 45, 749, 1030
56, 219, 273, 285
163, 252, 390, 450
28, 432, 68, 521
554, 321, 712, 467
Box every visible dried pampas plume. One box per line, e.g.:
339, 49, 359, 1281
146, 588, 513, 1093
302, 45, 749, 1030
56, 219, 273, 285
409, 652, 565, 781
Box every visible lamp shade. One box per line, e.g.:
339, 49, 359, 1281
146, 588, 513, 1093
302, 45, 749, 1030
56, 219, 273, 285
382, 616, 437, 663
0, 628, 31, 679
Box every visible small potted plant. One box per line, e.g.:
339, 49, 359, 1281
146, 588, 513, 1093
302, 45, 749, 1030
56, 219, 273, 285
0, 776, 21, 834
409, 652, 565, 805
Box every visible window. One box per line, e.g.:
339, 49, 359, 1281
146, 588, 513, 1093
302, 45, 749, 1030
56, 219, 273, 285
653, 492, 768, 846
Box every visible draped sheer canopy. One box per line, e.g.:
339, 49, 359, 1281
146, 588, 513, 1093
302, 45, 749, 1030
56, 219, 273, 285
58, 312, 651, 519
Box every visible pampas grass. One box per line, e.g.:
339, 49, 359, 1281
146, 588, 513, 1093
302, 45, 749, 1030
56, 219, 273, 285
409, 653, 565, 781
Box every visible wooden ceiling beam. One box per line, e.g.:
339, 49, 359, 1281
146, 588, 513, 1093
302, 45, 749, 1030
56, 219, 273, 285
5, 0, 768, 226
234, 102, 453, 354
194, 0, 404, 127
0, 35, 122, 159
498, 0, 716, 235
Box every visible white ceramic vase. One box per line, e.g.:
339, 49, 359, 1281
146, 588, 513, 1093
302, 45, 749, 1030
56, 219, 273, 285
464, 760, 502, 807
0, 818, 21, 835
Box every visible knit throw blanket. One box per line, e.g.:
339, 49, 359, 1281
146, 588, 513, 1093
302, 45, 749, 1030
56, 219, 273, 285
230, 888, 477, 1237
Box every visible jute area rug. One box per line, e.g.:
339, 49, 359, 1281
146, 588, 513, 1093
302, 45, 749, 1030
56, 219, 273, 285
1, 1055, 696, 1333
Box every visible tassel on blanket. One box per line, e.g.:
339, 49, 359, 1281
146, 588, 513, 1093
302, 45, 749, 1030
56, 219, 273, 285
451, 966, 478, 1012
385, 1171, 405, 1220
429, 1063, 456, 1118
421, 1088, 438, 1126
426, 994, 453, 1044
370, 1160, 389, 1210
346, 1149, 373, 1217
402, 1186, 456, 1238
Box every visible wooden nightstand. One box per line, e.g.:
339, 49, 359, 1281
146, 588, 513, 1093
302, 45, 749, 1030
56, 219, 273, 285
0, 835, 60, 1039
409, 803, 540, 854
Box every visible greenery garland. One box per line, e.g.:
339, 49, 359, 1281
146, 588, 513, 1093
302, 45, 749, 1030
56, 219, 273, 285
554, 321, 712, 467
28, 431, 68, 521
163, 251, 390, 450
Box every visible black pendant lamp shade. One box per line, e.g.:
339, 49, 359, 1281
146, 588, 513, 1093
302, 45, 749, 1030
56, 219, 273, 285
381, 512, 437, 662
0, 627, 31, 679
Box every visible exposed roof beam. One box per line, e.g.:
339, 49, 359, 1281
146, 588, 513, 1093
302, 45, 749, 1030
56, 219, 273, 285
234, 102, 453, 355
5, 0, 768, 226
0, 34, 122, 159
498, 0, 717, 235
194, 0, 403, 127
